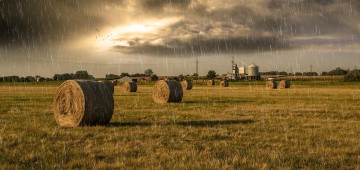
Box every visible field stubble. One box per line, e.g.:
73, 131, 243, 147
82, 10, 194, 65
0, 80, 360, 168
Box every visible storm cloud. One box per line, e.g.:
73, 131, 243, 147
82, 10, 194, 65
113, 0, 360, 55
0, 0, 125, 47
1, 0, 360, 53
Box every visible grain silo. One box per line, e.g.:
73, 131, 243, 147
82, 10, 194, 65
239, 67, 246, 76
247, 63, 260, 80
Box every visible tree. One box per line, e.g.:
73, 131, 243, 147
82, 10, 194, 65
328, 67, 348, 76
321, 71, 328, 76
178, 74, 185, 81
35, 75, 46, 82
4, 76, 20, 82
206, 70, 217, 79
120, 72, 130, 78
106, 74, 120, 80
151, 74, 159, 81
303, 72, 318, 76
344, 69, 360, 81
24, 76, 36, 82
53, 74, 60, 81
62, 73, 74, 80
144, 69, 154, 76
75, 70, 94, 80
131, 73, 146, 77
295, 72, 303, 76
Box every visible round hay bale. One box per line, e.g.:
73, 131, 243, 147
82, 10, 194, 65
53, 80, 114, 127
122, 81, 137, 93
207, 80, 215, 86
103, 81, 114, 94
220, 80, 229, 87
279, 80, 290, 89
181, 80, 193, 90
152, 80, 183, 104
266, 80, 277, 89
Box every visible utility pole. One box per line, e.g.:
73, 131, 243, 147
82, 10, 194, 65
195, 58, 199, 75
310, 65, 313, 72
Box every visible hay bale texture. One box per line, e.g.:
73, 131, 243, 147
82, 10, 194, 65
279, 80, 290, 89
122, 81, 137, 93
220, 80, 229, 87
181, 80, 193, 90
152, 80, 183, 104
266, 80, 277, 89
207, 80, 215, 86
103, 81, 115, 94
53, 80, 114, 127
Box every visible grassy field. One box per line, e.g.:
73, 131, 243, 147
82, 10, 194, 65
1, 79, 360, 169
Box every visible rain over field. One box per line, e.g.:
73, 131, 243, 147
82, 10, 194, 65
1, 0, 360, 168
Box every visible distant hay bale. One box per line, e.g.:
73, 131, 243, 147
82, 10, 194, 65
122, 81, 137, 93
266, 80, 277, 89
220, 80, 229, 87
279, 80, 290, 89
112, 80, 118, 86
181, 80, 193, 90
103, 81, 114, 94
152, 80, 183, 104
207, 80, 215, 86
53, 80, 114, 127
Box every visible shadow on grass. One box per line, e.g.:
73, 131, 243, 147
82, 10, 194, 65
183, 100, 252, 104
113, 93, 144, 97
107, 119, 254, 127
107, 122, 152, 127
175, 119, 254, 127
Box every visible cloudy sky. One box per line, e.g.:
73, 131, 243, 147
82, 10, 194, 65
1, 0, 360, 77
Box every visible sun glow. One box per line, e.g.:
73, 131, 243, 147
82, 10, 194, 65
93, 17, 182, 49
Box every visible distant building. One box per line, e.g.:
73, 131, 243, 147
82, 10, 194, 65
117, 76, 136, 82
227, 62, 261, 81
239, 67, 246, 76
247, 63, 261, 80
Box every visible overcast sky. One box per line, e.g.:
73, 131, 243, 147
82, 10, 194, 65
1, 0, 360, 77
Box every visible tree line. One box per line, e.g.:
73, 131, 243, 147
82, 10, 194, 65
1, 67, 360, 82
105, 69, 159, 81
0, 75, 52, 82
261, 67, 350, 76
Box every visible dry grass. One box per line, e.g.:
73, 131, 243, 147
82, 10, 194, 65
1, 80, 360, 168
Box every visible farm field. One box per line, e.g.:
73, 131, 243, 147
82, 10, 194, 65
1, 80, 360, 169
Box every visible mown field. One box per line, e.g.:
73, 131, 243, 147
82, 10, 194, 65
1, 79, 360, 169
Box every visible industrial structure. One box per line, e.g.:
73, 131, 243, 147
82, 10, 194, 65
227, 57, 261, 81
230, 60, 240, 80
246, 63, 261, 80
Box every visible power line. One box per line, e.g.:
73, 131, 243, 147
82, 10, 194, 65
195, 58, 199, 75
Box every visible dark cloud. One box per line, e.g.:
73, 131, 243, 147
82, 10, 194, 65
1, 0, 360, 54
114, 36, 288, 55
0, 0, 124, 47
139, 0, 191, 11
107, 0, 360, 55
